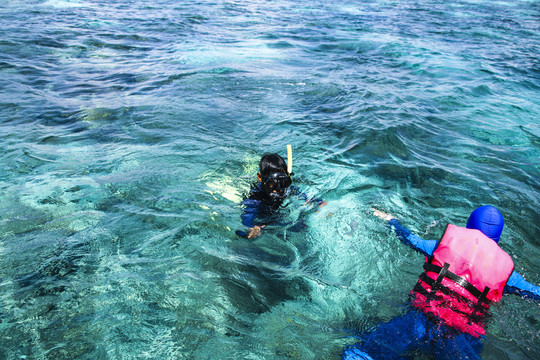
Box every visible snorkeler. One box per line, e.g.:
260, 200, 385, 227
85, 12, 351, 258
342, 205, 540, 360
236, 146, 325, 239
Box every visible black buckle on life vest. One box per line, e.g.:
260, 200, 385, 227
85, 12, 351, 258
430, 263, 450, 294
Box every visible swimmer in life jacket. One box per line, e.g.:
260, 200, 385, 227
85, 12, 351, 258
342, 205, 540, 360
236, 147, 326, 239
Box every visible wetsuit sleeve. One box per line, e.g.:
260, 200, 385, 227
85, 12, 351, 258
388, 219, 437, 257
236, 198, 261, 238
504, 271, 540, 300
240, 198, 259, 228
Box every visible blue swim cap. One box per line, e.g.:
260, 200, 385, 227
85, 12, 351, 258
466, 205, 504, 243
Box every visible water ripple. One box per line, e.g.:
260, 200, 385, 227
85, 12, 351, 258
1, 1, 539, 359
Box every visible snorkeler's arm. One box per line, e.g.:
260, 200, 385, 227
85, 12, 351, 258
240, 198, 259, 228
291, 186, 326, 207
504, 271, 540, 301
372, 209, 436, 256
236, 196, 265, 238
388, 219, 437, 257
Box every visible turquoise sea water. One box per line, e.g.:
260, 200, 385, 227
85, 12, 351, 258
1, 0, 539, 359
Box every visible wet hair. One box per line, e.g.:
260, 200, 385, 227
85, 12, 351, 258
259, 153, 287, 178
466, 205, 504, 243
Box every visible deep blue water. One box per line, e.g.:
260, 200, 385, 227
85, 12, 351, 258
0, 0, 539, 359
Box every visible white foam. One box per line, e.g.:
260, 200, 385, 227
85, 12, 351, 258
43, 0, 88, 8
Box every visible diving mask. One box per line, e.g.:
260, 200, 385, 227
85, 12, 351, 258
262, 172, 292, 199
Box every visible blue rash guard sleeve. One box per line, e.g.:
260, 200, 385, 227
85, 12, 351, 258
388, 218, 437, 257
240, 198, 260, 228
505, 271, 540, 300
236, 197, 261, 237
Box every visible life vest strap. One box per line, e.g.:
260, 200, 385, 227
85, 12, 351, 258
412, 280, 490, 325
423, 262, 489, 302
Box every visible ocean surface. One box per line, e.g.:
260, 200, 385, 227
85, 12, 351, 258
1, 0, 539, 359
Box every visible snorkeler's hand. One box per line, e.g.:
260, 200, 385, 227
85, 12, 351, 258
371, 207, 395, 221
315, 201, 328, 213
247, 225, 265, 239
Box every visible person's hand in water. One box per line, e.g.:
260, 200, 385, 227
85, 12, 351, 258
371, 207, 395, 221
247, 225, 265, 239
314, 200, 328, 213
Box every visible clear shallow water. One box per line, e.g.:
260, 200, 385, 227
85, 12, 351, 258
0, 0, 539, 359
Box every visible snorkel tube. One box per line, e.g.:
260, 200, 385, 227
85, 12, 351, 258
287, 144, 293, 175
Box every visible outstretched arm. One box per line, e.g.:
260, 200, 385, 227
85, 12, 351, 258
372, 209, 437, 257
388, 219, 437, 257
505, 271, 540, 301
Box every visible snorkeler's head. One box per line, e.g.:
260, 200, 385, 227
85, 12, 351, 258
259, 153, 288, 177
258, 153, 291, 200
466, 205, 504, 243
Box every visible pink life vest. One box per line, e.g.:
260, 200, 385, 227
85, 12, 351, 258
410, 224, 514, 337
